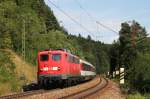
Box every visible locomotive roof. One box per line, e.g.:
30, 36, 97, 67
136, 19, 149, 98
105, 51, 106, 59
39, 50, 79, 58
80, 59, 95, 68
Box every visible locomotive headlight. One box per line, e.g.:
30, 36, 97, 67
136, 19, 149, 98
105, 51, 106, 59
43, 67, 49, 71
52, 67, 60, 71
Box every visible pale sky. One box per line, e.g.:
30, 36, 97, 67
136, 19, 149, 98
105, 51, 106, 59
44, 0, 150, 44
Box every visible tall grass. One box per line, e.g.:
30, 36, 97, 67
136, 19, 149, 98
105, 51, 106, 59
127, 93, 150, 99
0, 50, 36, 95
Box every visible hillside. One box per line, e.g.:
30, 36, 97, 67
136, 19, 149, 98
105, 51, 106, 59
6, 49, 36, 81
0, 49, 36, 95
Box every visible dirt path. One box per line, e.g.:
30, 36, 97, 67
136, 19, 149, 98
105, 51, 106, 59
86, 79, 125, 99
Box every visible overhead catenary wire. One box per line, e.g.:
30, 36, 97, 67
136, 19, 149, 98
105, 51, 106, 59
96, 21, 118, 34
74, 0, 118, 34
47, 0, 93, 35
75, 0, 103, 39
75, 0, 95, 22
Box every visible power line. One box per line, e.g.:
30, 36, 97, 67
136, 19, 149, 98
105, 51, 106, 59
96, 21, 118, 34
75, 0, 103, 39
74, 0, 118, 34
47, 0, 93, 34
75, 0, 94, 21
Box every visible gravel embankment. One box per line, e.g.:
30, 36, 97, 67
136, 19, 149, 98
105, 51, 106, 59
86, 80, 125, 99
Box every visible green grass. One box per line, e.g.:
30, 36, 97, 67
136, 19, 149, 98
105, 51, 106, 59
127, 93, 150, 99
0, 50, 37, 96
0, 50, 18, 95
0, 50, 25, 95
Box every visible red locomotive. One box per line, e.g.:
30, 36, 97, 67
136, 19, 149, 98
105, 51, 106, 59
37, 49, 96, 88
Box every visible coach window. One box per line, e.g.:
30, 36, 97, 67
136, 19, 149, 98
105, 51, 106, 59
74, 57, 79, 64
67, 55, 70, 62
83, 64, 91, 71
71, 56, 74, 63
52, 54, 61, 61
40, 54, 49, 61
83, 63, 87, 70
72, 56, 76, 63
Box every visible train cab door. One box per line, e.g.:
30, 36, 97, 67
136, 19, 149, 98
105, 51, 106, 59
39, 53, 50, 73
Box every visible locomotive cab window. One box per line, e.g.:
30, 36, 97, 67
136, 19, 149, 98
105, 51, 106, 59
40, 54, 49, 61
52, 54, 61, 61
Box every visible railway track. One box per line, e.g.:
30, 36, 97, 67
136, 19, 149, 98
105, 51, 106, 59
0, 90, 45, 99
60, 76, 108, 99
0, 89, 60, 99
0, 76, 108, 99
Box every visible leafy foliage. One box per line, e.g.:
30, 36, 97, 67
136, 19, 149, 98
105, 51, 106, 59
110, 20, 150, 93
0, 50, 19, 95
130, 53, 150, 93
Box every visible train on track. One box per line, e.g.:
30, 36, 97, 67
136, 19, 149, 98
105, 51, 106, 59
37, 49, 96, 88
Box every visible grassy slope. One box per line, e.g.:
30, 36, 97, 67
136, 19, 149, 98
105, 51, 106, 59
0, 49, 36, 96
127, 93, 150, 99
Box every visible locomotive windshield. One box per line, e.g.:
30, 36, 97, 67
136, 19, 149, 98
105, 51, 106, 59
52, 54, 61, 61
40, 54, 49, 61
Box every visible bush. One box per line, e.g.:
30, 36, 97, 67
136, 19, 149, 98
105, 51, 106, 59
127, 93, 150, 99
128, 52, 150, 93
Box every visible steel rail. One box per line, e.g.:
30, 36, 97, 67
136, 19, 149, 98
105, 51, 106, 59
60, 76, 108, 99
0, 90, 46, 99
0, 88, 60, 99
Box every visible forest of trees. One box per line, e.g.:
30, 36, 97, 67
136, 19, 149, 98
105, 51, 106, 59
110, 21, 150, 94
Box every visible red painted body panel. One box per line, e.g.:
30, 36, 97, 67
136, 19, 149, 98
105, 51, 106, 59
38, 50, 81, 76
